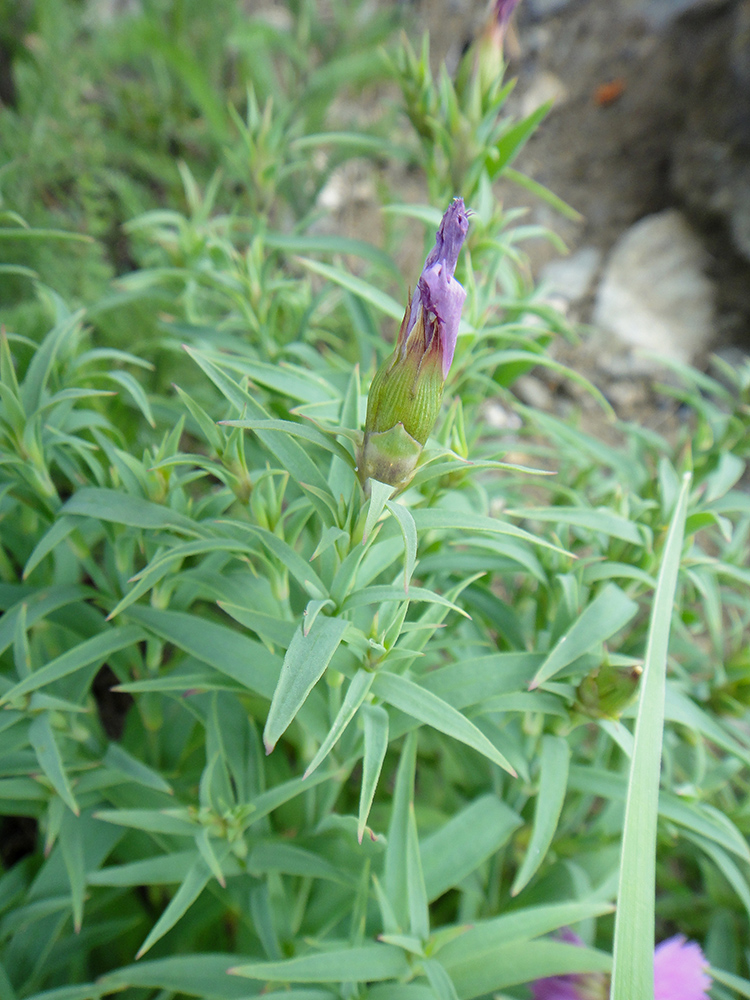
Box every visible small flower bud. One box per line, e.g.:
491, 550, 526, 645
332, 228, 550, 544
575, 662, 643, 721
358, 198, 469, 492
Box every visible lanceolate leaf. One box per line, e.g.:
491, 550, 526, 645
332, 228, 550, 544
372, 672, 516, 775
136, 851, 228, 959
511, 735, 570, 895
29, 714, 79, 815
1, 625, 144, 705
303, 669, 374, 778
530, 584, 638, 689
264, 617, 349, 753
358, 703, 389, 842
230, 942, 410, 982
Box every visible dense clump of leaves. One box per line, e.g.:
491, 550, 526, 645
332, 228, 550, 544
1, 4, 750, 1000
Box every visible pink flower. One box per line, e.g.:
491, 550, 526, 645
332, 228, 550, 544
653, 935, 712, 1000
529, 931, 711, 1000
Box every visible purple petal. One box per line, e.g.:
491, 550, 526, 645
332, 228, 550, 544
418, 263, 467, 378
402, 198, 469, 378
529, 932, 607, 1000
653, 935, 711, 1000
423, 197, 470, 277
495, 0, 522, 29
530, 975, 593, 1000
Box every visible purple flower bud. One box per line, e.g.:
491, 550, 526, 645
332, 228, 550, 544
495, 0, 522, 31
405, 197, 469, 379
358, 199, 469, 491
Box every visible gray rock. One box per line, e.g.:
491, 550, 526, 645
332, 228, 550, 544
593, 210, 716, 364
540, 246, 601, 303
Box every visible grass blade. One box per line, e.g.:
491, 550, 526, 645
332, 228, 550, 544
610, 470, 691, 1000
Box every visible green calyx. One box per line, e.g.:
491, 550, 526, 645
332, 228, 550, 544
357, 422, 424, 494
363, 307, 444, 447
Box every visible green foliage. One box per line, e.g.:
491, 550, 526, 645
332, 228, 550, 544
1, 3, 750, 999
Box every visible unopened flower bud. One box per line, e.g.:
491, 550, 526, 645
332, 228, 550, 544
475, 0, 522, 96
575, 662, 643, 721
358, 198, 469, 492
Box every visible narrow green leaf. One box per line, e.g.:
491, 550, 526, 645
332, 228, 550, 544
218, 601, 296, 648
531, 584, 638, 689
103, 369, 156, 427
195, 828, 227, 888
511, 735, 570, 895
246, 841, 347, 884
567, 765, 750, 862
423, 652, 541, 710
61, 488, 200, 535
421, 796, 521, 902
174, 383, 225, 452
407, 803, 429, 942
0, 585, 92, 658
413, 508, 572, 557
0, 626, 144, 705
384, 731, 418, 930
386, 499, 417, 592
99, 954, 266, 998
447, 938, 611, 999
506, 506, 644, 546
127, 606, 280, 700
264, 617, 349, 752
303, 598, 335, 637
298, 258, 404, 320
424, 959, 460, 1000
136, 852, 223, 959
93, 810, 197, 836
264, 230, 399, 275
220, 417, 353, 465
230, 942, 409, 982
710, 967, 750, 998
23, 517, 78, 580
487, 101, 552, 178
683, 832, 750, 922
13, 603, 31, 678
60, 809, 85, 931
88, 851, 197, 887
230, 522, 328, 599
303, 670, 374, 779
240, 767, 335, 833
184, 346, 335, 519
373, 673, 516, 775
21, 987, 101, 1000
610, 471, 691, 1000
368, 986, 434, 1000
665, 684, 750, 767
29, 714, 79, 815
342, 585, 468, 616
358, 703, 389, 843
504, 167, 583, 221
21, 309, 83, 412
364, 479, 396, 543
